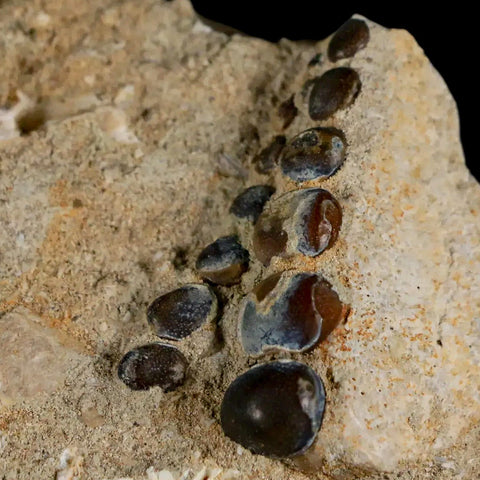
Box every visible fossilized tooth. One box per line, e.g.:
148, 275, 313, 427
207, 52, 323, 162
196, 235, 249, 285
308, 67, 361, 121
328, 18, 370, 62
280, 127, 347, 182
220, 360, 326, 458
252, 135, 286, 174
253, 188, 342, 266
117, 343, 187, 392
239, 271, 346, 355
278, 94, 298, 129
229, 185, 275, 224
147, 284, 218, 341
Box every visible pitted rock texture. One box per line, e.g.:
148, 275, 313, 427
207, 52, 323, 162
0, 2, 479, 480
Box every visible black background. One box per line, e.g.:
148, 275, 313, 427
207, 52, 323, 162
191, 1, 478, 182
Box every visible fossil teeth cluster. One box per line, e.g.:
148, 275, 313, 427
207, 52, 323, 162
118, 16, 369, 463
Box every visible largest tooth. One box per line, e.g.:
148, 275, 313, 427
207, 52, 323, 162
220, 360, 326, 459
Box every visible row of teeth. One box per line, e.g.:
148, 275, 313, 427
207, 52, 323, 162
117, 16, 370, 467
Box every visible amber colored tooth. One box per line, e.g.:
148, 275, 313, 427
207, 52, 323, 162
239, 271, 346, 355
220, 360, 326, 458
253, 188, 342, 266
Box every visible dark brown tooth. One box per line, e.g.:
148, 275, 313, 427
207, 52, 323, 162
308, 67, 361, 121
117, 343, 187, 392
252, 212, 288, 266
328, 18, 370, 62
147, 284, 217, 341
196, 235, 249, 285
239, 271, 346, 355
220, 360, 326, 458
253, 188, 342, 266
278, 94, 298, 129
280, 127, 346, 182
230, 185, 275, 224
252, 135, 286, 174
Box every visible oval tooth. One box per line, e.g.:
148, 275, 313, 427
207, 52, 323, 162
117, 343, 188, 392
220, 360, 326, 458
253, 188, 342, 266
147, 284, 218, 341
308, 67, 361, 121
239, 271, 346, 355
196, 235, 249, 285
280, 127, 347, 182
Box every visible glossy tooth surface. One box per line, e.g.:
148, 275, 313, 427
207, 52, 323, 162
253, 188, 342, 265
308, 67, 361, 121
220, 360, 326, 458
196, 235, 249, 285
230, 185, 276, 224
280, 127, 346, 182
240, 271, 345, 355
147, 284, 217, 340
118, 343, 187, 392
328, 18, 370, 62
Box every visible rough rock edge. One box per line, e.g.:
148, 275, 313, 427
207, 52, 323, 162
0, 2, 478, 479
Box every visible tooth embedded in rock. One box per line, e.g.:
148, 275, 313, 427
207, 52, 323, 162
117, 343, 188, 392
253, 188, 342, 266
239, 271, 346, 355
147, 284, 218, 341
280, 127, 347, 182
308, 67, 361, 121
220, 360, 326, 458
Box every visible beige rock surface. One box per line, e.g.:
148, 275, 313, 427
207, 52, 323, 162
1, 1, 479, 479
